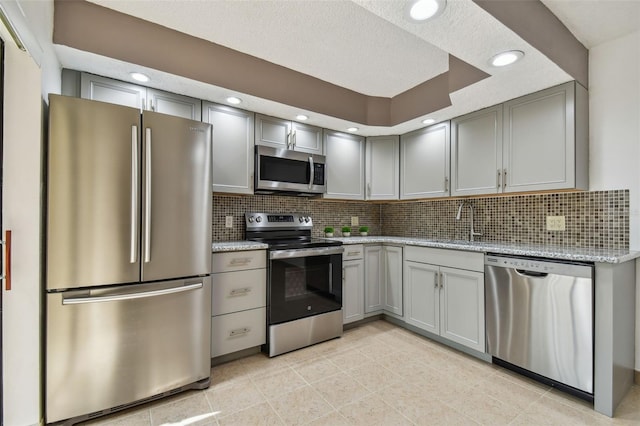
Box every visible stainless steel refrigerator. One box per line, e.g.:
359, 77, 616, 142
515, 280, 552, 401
45, 94, 212, 424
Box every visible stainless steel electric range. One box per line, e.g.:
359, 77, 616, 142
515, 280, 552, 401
245, 212, 344, 357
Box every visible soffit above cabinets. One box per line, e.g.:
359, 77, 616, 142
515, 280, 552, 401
47, 0, 636, 136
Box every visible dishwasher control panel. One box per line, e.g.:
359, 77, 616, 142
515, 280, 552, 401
485, 254, 593, 278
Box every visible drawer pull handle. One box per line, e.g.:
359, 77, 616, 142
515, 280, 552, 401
229, 258, 252, 266
346, 251, 361, 256
229, 327, 250, 337
229, 287, 252, 297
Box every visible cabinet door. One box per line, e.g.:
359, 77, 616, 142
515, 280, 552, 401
404, 261, 439, 334
343, 259, 364, 324
440, 267, 485, 352
365, 136, 399, 200
400, 122, 450, 199
255, 114, 291, 150
292, 122, 323, 154
203, 102, 255, 194
364, 246, 384, 313
147, 88, 202, 121
324, 130, 365, 200
81, 73, 145, 109
451, 105, 503, 196
383, 246, 403, 316
503, 82, 575, 192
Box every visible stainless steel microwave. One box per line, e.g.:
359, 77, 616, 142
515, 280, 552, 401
255, 145, 326, 196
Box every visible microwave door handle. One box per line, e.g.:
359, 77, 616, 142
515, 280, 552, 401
308, 156, 314, 189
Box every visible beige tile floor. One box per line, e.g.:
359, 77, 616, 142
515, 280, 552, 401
83, 320, 640, 425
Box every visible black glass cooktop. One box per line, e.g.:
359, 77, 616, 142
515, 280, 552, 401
248, 236, 342, 250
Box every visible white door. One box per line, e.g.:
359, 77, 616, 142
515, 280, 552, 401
292, 122, 323, 154
364, 246, 384, 313
343, 259, 364, 324
323, 130, 365, 200
81, 72, 146, 109
404, 261, 439, 334
365, 136, 399, 200
255, 114, 291, 149
439, 267, 485, 352
400, 122, 450, 199
451, 105, 503, 196
383, 246, 403, 316
147, 88, 202, 120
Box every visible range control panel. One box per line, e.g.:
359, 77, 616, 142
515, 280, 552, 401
245, 212, 313, 230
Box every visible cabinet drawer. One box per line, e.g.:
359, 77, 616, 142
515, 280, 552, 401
211, 308, 266, 357
404, 246, 483, 272
212, 269, 266, 316
212, 250, 266, 273
343, 244, 364, 260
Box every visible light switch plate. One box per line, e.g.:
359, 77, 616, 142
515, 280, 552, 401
351, 216, 359, 226
546, 215, 566, 231
225, 216, 233, 228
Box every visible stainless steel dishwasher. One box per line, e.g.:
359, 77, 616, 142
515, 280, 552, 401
485, 254, 594, 398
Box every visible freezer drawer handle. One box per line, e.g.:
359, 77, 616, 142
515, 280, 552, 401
229, 287, 252, 297
1, 230, 11, 290
62, 282, 203, 305
229, 327, 251, 337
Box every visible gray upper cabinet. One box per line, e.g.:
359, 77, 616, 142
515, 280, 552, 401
365, 136, 400, 200
323, 130, 365, 200
400, 122, 450, 199
202, 102, 255, 194
451, 105, 503, 196
255, 114, 323, 154
503, 81, 588, 193
80, 73, 202, 121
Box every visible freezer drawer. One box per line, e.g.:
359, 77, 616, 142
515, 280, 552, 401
46, 278, 212, 423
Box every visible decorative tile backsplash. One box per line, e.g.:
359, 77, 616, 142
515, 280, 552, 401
213, 189, 629, 250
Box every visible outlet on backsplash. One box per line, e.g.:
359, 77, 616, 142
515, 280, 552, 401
351, 216, 359, 226
225, 216, 233, 228
546, 215, 566, 231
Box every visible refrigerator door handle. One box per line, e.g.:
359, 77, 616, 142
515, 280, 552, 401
144, 128, 152, 263
130, 126, 139, 264
62, 281, 203, 305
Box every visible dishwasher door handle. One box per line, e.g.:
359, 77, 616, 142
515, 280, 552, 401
515, 269, 549, 278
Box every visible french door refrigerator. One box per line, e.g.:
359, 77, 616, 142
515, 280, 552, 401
45, 94, 212, 424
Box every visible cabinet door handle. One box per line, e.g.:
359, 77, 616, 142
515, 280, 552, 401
229, 287, 252, 297
444, 177, 449, 193
367, 183, 371, 198
229, 327, 251, 337
439, 272, 444, 288
1, 230, 11, 291
286, 131, 292, 149
503, 169, 507, 188
497, 169, 501, 190
434, 273, 438, 288
292, 130, 297, 149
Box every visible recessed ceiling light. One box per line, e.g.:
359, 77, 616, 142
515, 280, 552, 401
422, 118, 436, 125
347, 127, 359, 133
296, 114, 309, 121
490, 50, 524, 67
406, 0, 446, 22
130, 72, 149, 82
226, 96, 242, 105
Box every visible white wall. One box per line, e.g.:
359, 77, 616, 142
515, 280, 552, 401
588, 30, 640, 370
1, 28, 43, 426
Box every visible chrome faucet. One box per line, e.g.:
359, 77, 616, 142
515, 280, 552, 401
455, 201, 482, 242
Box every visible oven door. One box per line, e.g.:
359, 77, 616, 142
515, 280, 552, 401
268, 246, 343, 325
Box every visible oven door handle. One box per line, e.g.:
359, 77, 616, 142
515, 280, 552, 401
270, 246, 344, 260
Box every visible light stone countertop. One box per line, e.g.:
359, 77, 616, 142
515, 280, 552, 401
212, 237, 639, 263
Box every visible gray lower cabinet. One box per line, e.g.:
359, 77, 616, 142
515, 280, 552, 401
202, 102, 255, 194
364, 245, 403, 316
324, 130, 365, 200
403, 246, 485, 352
255, 114, 323, 155
211, 250, 266, 358
342, 245, 364, 324
400, 122, 450, 199
79, 72, 202, 120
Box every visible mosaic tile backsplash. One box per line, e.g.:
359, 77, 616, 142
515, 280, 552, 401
213, 189, 629, 250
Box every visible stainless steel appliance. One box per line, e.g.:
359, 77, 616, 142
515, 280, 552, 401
485, 254, 594, 399
45, 95, 213, 424
254, 145, 326, 196
245, 213, 343, 356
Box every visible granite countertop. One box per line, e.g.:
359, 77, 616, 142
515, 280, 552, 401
212, 237, 640, 264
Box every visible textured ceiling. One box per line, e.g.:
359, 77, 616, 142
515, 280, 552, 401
46, 0, 637, 135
